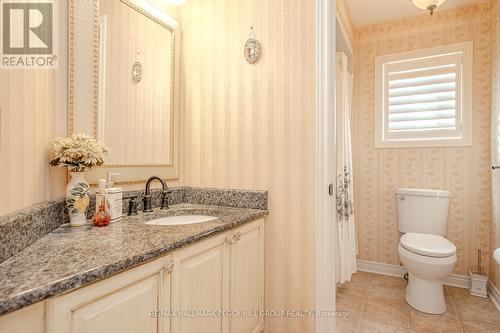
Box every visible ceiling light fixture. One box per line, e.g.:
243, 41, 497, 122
411, 0, 446, 15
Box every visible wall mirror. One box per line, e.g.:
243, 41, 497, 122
69, 0, 181, 184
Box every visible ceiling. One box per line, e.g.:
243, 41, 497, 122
346, 0, 488, 28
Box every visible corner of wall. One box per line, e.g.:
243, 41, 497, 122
336, 0, 354, 46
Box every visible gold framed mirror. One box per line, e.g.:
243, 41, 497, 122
68, 0, 181, 185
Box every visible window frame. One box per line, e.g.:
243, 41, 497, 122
374, 42, 473, 149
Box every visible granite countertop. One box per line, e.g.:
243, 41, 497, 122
0, 203, 268, 316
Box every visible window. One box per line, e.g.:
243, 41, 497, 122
375, 42, 473, 148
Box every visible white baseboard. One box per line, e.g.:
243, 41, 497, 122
488, 280, 500, 312
357, 259, 407, 278
445, 273, 471, 289
357, 259, 470, 289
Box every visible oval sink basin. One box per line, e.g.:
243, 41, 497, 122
144, 215, 218, 226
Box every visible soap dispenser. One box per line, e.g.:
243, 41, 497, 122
93, 179, 111, 226
106, 172, 123, 220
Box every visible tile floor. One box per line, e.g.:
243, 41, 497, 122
336, 271, 500, 333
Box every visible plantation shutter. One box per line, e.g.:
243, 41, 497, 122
384, 53, 462, 141
375, 42, 472, 148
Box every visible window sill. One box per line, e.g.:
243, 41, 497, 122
375, 138, 472, 149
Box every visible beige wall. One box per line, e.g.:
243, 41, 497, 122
353, 3, 493, 276
0, 2, 68, 215
175, 0, 316, 332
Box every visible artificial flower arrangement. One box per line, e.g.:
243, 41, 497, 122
49, 134, 109, 226
49, 133, 109, 172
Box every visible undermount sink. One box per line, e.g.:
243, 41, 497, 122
144, 215, 218, 226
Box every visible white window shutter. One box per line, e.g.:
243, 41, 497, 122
375, 42, 473, 148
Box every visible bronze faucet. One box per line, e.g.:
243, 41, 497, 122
143, 176, 171, 212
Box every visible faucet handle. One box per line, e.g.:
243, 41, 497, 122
143, 195, 153, 213
128, 197, 139, 216
161, 191, 170, 210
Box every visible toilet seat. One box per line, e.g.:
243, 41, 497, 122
400, 233, 456, 258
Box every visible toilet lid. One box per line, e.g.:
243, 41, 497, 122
400, 233, 456, 258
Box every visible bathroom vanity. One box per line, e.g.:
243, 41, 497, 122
0, 188, 268, 333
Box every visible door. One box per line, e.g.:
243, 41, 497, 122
171, 234, 228, 333
228, 219, 264, 333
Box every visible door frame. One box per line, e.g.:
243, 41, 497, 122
315, 0, 337, 332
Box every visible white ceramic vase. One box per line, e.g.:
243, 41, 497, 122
66, 171, 90, 227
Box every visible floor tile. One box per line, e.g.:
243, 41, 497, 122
362, 299, 411, 328
365, 285, 408, 307
359, 319, 410, 333
455, 301, 500, 327
337, 291, 364, 313
337, 316, 360, 333
407, 295, 458, 320
338, 271, 371, 297
445, 286, 492, 307
369, 273, 407, 291
337, 292, 364, 332
461, 320, 500, 333
338, 282, 368, 298
409, 308, 463, 333
337, 272, 500, 333
349, 271, 371, 284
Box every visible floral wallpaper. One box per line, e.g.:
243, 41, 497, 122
352, 3, 493, 276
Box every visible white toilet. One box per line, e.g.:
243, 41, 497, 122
396, 188, 457, 314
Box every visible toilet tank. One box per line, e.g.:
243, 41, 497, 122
396, 188, 451, 235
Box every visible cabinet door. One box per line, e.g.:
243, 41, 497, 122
47, 255, 172, 333
71, 275, 158, 333
228, 219, 264, 333
171, 234, 228, 333
0, 302, 45, 333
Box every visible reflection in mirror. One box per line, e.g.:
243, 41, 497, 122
99, 0, 174, 166
69, 0, 180, 184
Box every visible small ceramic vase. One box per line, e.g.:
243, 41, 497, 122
66, 171, 90, 227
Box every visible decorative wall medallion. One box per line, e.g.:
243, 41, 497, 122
244, 26, 261, 64
132, 61, 143, 82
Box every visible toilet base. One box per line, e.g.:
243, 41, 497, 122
406, 272, 446, 314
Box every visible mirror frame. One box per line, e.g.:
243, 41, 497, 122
68, 0, 181, 185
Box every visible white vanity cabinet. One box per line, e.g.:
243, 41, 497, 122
0, 303, 45, 333
170, 218, 265, 333
170, 232, 228, 333
46, 255, 173, 333
228, 220, 265, 333
0, 218, 264, 333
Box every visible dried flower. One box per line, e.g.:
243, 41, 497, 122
49, 134, 110, 172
